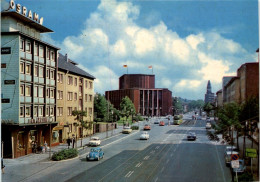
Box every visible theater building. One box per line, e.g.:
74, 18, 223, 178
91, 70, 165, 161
1, 3, 59, 158
105, 74, 173, 116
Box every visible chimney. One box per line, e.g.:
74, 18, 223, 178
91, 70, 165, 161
65, 53, 68, 62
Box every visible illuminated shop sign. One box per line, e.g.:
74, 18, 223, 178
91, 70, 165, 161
9, 0, 44, 25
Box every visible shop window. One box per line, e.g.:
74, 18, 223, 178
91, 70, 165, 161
29, 130, 37, 149
52, 131, 59, 143
17, 131, 25, 149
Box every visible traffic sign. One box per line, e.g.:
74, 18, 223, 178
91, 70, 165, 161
246, 148, 257, 158
231, 160, 239, 168
231, 154, 239, 161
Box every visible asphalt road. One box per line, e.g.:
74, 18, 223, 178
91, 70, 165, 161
20, 115, 232, 182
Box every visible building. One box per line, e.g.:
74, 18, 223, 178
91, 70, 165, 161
1, 4, 59, 158
222, 76, 235, 103
204, 80, 215, 103
105, 74, 173, 116
57, 53, 95, 143
215, 89, 223, 107
224, 77, 240, 103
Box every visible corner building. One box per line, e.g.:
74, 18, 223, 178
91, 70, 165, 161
1, 8, 59, 157
106, 74, 172, 116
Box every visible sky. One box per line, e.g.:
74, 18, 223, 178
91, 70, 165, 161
2, 0, 259, 100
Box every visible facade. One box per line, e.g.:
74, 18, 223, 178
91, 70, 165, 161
106, 74, 173, 116
215, 89, 223, 107
224, 77, 240, 103
222, 76, 235, 103
204, 80, 215, 103
57, 53, 95, 142
1, 8, 59, 158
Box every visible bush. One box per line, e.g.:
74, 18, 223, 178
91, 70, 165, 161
134, 114, 144, 121
131, 126, 139, 130
237, 172, 254, 182
52, 148, 78, 161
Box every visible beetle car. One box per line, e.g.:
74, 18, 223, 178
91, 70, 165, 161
159, 121, 165, 126
122, 126, 132, 134
206, 123, 212, 129
86, 147, 104, 161
140, 131, 149, 140
88, 136, 101, 146
187, 132, 196, 141
143, 124, 151, 130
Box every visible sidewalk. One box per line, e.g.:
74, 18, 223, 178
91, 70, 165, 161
3, 125, 124, 167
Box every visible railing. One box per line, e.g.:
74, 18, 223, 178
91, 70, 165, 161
28, 117, 54, 124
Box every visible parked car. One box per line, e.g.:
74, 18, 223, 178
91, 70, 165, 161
206, 123, 212, 129
140, 131, 149, 140
143, 124, 151, 130
187, 132, 196, 141
86, 147, 104, 161
159, 121, 165, 126
88, 137, 101, 146
231, 159, 246, 174
225, 151, 239, 166
154, 120, 159, 124
225, 146, 238, 154
122, 126, 132, 134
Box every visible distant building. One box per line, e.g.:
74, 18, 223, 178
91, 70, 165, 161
215, 89, 223, 107
204, 80, 215, 103
105, 74, 172, 116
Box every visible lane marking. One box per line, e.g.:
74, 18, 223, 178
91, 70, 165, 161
125, 171, 134, 178
144, 155, 150, 160
135, 162, 143, 168
150, 150, 155, 154
161, 167, 165, 172
155, 146, 160, 149
155, 177, 158, 182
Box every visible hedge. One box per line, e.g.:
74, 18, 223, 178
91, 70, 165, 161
52, 148, 78, 161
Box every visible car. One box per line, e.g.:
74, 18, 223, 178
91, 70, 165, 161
225, 151, 239, 166
154, 120, 159, 124
159, 121, 165, 126
86, 147, 104, 161
231, 159, 246, 174
88, 137, 101, 146
206, 123, 212, 129
187, 132, 196, 141
140, 131, 149, 140
143, 124, 151, 130
122, 126, 132, 134
225, 146, 238, 154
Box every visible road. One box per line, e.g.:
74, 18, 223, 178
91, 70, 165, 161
20, 115, 232, 182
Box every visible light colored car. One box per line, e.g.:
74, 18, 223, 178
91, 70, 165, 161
206, 123, 211, 129
140, 131, 149, 140
225, 151, 239, 166
89, 137, 101, 146
122, 126, 132, 134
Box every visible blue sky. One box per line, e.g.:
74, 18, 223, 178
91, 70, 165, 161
2, 0, 258, 100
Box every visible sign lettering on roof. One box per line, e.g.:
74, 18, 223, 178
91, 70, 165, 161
9, 0, 44, 25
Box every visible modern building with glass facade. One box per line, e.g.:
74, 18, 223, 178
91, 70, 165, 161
1, 8, 59, 158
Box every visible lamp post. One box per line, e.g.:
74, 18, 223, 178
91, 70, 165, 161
111, 110, 114, 136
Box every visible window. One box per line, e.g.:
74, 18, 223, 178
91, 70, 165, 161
34, 86, 38, 97
50, 89, 54, 98
39, 87, 44, 97
88, 108, 92, 116
39, 45, 44, 57
34, 43, 39, 56
89, 95, 93, 102
46, 106, 49, 116
80, 78, 83, 84
50, 70, 55, 79
1, 63, 6, 68
85, 80, 88, 88
74, 78, 77, 86
47, 48, 50, 60
57, 90, 63, 100
67, 92, 73, 101
20, 38, 25, 51
20, 63, 24, 73
46, 69, 49, 78
57, 107, 63, 116
34, 106, 38, 116
34, 65, 38, 76
25, 106, 31, 117
74, 93, 77, 100
39, 106, 43, 116
89, 81, 93, 89
50, 107, 54, 116
50, 51, 55, 61
39, 67, 44, 78
68, 76, 73, 85
58, 73, 63, 83
20, 85, 24, 96
26, 40, 31, 53
85, 94, 88, 102
79, 86, 82, 96
26, 64, 31, 75
20, 107, 24, 117
46, 88, 50, 98
74, 107, 77, 111
85, 107, 88, 115
25, 85, 31, 96
68, 107, 72, 116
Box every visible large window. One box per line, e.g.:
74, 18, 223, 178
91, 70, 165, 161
68, 76, 73, 85
25, 106, 31, 117
20, 38, 25, 51
67, 92, 73, 101
20, 62, 24, 73
57, 107, 63, 116
39, 45, 44, 57
68, 107, 72, 116
58, 73, 63, 83
26, 40, 31, 53
25, 85, 31, 96
26, 64, 31, 75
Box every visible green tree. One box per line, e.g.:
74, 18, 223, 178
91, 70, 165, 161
120, 96, 136, 124
172, 97, 183, 114
203, 102, 214, 116
72, 110, 92, 147
188, 100, 204, 111
94, 93, 109, 122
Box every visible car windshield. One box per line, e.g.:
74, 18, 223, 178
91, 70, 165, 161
91, 149, 100, 152
91, 138, 99, 140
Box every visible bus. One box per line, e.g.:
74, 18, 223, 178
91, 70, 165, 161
173, 115, 183, 125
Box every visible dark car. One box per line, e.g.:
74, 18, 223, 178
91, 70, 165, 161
187, 132, 196, 141
86, 147, 104, 161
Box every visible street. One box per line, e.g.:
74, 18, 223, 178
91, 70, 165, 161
12, 115, 231, 182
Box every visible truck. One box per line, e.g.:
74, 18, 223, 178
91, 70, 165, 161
173, 115, 183, 125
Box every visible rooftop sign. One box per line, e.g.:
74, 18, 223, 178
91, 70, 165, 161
9, 0, 44, 25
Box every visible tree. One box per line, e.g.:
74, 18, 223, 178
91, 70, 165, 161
94, 93, 108, 122
172, 97, 183, 114
120, 96, 136, 125
72, 110, 92, 147
203, 102, 214, 116
188, 100, 204, 111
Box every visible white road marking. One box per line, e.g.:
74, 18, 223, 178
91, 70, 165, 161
155, 177, 158, 182
150, 150, 155, 154
135, 162, 143, 167
155, 146, 160, 149
144, 155, 150, 160
125, 171, 134, 178
161, 167, 165, 172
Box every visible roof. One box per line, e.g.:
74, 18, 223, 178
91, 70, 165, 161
1, 11, 53, 33
58, 53, 95, 80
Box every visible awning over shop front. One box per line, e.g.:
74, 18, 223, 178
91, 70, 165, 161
53, 126, 64, 131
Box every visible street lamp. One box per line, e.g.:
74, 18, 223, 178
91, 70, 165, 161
111, 110, 114, 136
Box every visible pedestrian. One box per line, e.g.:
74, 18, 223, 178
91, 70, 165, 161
72, 137, 75, 148
67, 137, 71, 149
1, 158, 5, 174
44, 141, 48, 153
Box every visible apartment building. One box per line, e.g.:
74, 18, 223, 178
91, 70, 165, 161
57, 53, 95, 142
1, 6, 59, 158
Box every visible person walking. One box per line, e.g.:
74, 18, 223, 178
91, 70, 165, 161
1, 158, 5, 174
72, 137, 75, 149
67, 137, 71, 149
44, 141, 48, 153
